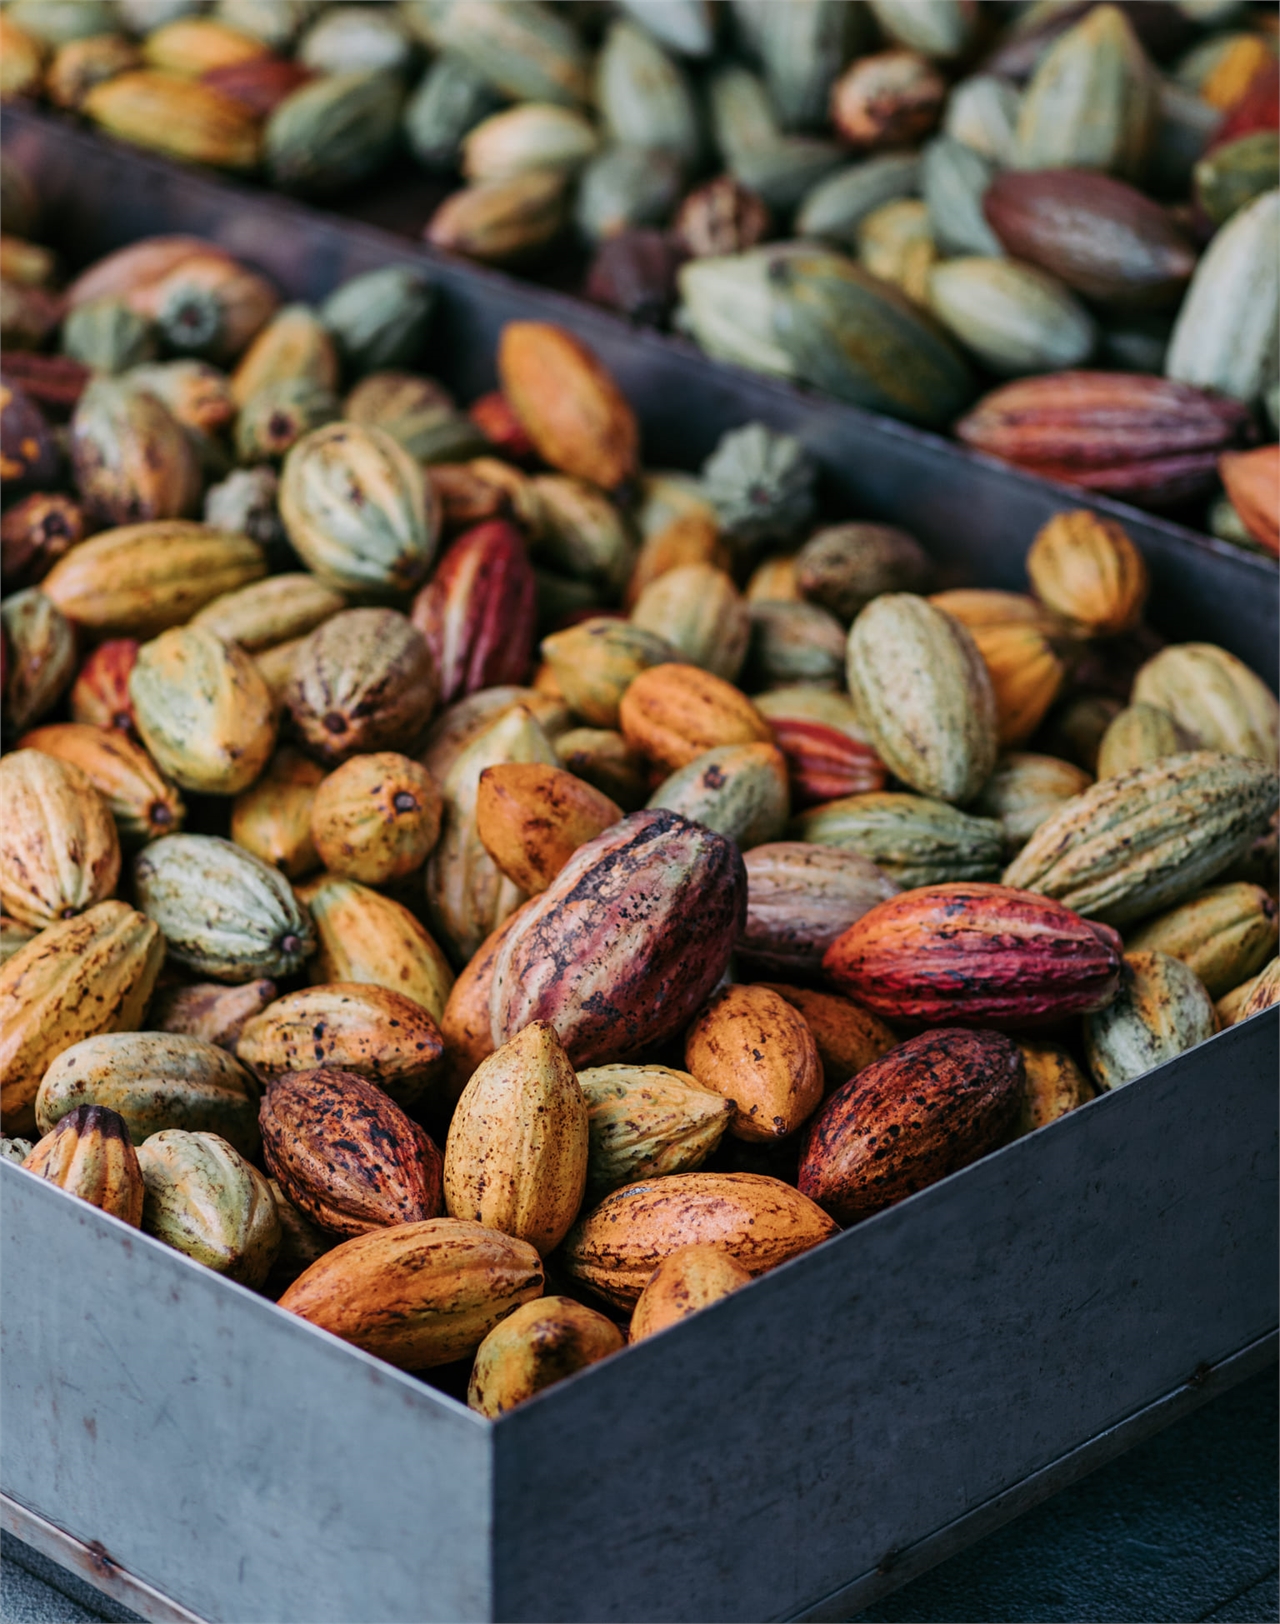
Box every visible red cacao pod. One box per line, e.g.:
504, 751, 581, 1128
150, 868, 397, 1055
798, 1027, 1024, 1225
823, 881, 1123, 1027
410, 520, 536, 706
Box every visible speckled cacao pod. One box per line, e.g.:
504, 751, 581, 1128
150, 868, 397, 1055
70, 640, 139, 736
298, 874, 455, 1025
137, 1128, 279, 1287
151, 979, 276, 1052
278, 1218, 544, 1371
229, 747, 324, 880
629, 1245, 753, 1343
799, 1028, 1024, 1225
793, 791, 1003, 890
21, 1103, 144, 1227
287, 608, 440, 766
489, 810, 746, 1067
973, 753, 1093, 854
618, 663, 772, 774
685, 984, 823, 1144
36, 1030, 261, 1160
260, 1066, 442, 1238
70, 377, 201, 527
467, 1295, 624, 1416
1083, 950, 1217, 1090
540, 618, 676, 729
19, 723, 185, 846
1, 590, 77, 734
846, 594, 998, 803
310, 752, 443, 886
135, 832, 313, 982
562, 1172, 838, 1308
475, 762, 621, 895
0, 751, 120, 932
1126, 882, 1278, 998
0, 902, 164, 1137
1017, 1042, 1095, 1135
648, 742, 791, 851
825, 882, 1124, 1027
237, 984, 443, 1110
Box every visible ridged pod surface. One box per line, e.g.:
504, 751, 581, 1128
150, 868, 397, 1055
846, 594, 998, 803
1017, 1042, 1095, 1135
576, 1064, 731, 1201
619, 664, 772, 774
489, 810, 746, 1067
21, 1103, 144, 1227
19, 723, 184, 846
1083, 950, 1217, 1090
793, 791, 1003, 889
825, 882, 1124, 1027
799, 1028, 1024, 1224
278, 1217, 545, 1371
410, 520, 536, 707
43, 523, 263, 643
135, 833, 314, 982
647, 742, 790, 851
236, 984, 443, 1109
280, 422, 438, 595
1003, 751, 1279, 926
0, 902, 164, 1136
973, 754, 1093, 853
137, 1129, 280, 1288
467, 1296, 623, 1417
1126, 883, 1278, 999
1095, 704, 1195, 780
1131, 644, 1279, 767
2, 591, 77, 735
0, 751, 120, 931
628, 1245, 754, 1343
260, 1067, 443, 1237
36, 1031, 262, 1160
1239, 958, 1280, 1021
191, 572, 346, 652
287, 608, 440, 767
739, 842, 900, 974
443, 1020, 588, 1255
230, 748, 323, 880
425, 704, 557, 966
631, 565, 749, 684
540, 618, 676, 729
1026, 510, 1149, 636
438, 899, 537, 1104
561, 1171, 838, 1307
298, 874, 455, 1024
129, 626, 276, 796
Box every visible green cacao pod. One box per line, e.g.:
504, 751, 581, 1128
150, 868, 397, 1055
134, 832, 314, 981
1095, 702, 1196, 780
265, 69, 405, 196
137, 1128, 280, 1287
846, 593, 998, 803
1004, 750, 1279, 926
36, 1030, 261, 1159
1131, 644, 1279, 767
1084, 950, 1217, 1091
793, 789, 1003, 888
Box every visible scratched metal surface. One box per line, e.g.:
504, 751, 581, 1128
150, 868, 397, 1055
2, 105, 1276, 676
0, 106, 1276, 1624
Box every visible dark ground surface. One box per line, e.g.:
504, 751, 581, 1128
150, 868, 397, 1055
2, 1365, 1276, 1624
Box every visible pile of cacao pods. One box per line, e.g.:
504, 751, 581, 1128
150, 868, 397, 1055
2, 2, 1278, 546
2, 215, 1278, 1419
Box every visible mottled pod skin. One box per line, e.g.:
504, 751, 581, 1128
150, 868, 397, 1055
1126, 883, 1278, 999
310, 752, 443, 886
36, 1031, 263, 1161
757, 984, 897, 1090
18, 722, 186, 846
799, 1028, 1025, 1225
0, 752, 121, 931
137, 1129, 280, 1289
71, 639, 140, 735
21, 1103, 144, 1227
438, 899, 538, 1106
236, 984, 444, 1110
299, 874, 455, 1025
230, 747, 324, 881
647, 742, 790, 852
1132, 644, 1279, 768
489, 811, 747, 1067
1026, 510, 1149, 636
467, 1295, 624, 1417
152, 980, 276, 1052
1083, 951, 1218, 1091
279, 1218, 545, 1371
618, 664, 772, 774
684, 985, 823, 1144
476, 762, 621, 894
739, 842, 900, 974
561, 1171, 838, 1308
629, 1245, 753, 1343
260, 1067, 443, 1237
410, 519, 537, 707
0, 902, 165, 1137
825, 882, 1124, 1028
576, 1064, 732, 1201
845, 594, 999, 804
1017, 1042, 1095, 1135
540, 618, 677, 730
443, 1020, 588, 1256
1239, 959, 1280, 1021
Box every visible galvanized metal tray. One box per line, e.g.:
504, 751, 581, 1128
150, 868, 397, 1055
1, 107, 1277, 1624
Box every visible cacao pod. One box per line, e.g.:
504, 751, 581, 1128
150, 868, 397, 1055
21, 1103, 144, 1227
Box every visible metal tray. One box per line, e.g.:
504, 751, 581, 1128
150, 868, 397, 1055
1, 107, 1277, 1624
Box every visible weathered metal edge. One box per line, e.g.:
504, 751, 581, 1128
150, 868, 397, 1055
786, 1328, 1280, 1622
4, 102, 1275, 585
1, 1498, 205, 1624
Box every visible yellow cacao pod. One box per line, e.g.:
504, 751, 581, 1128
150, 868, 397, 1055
0, 751, 121, 931
467, 1295, 624, 1416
